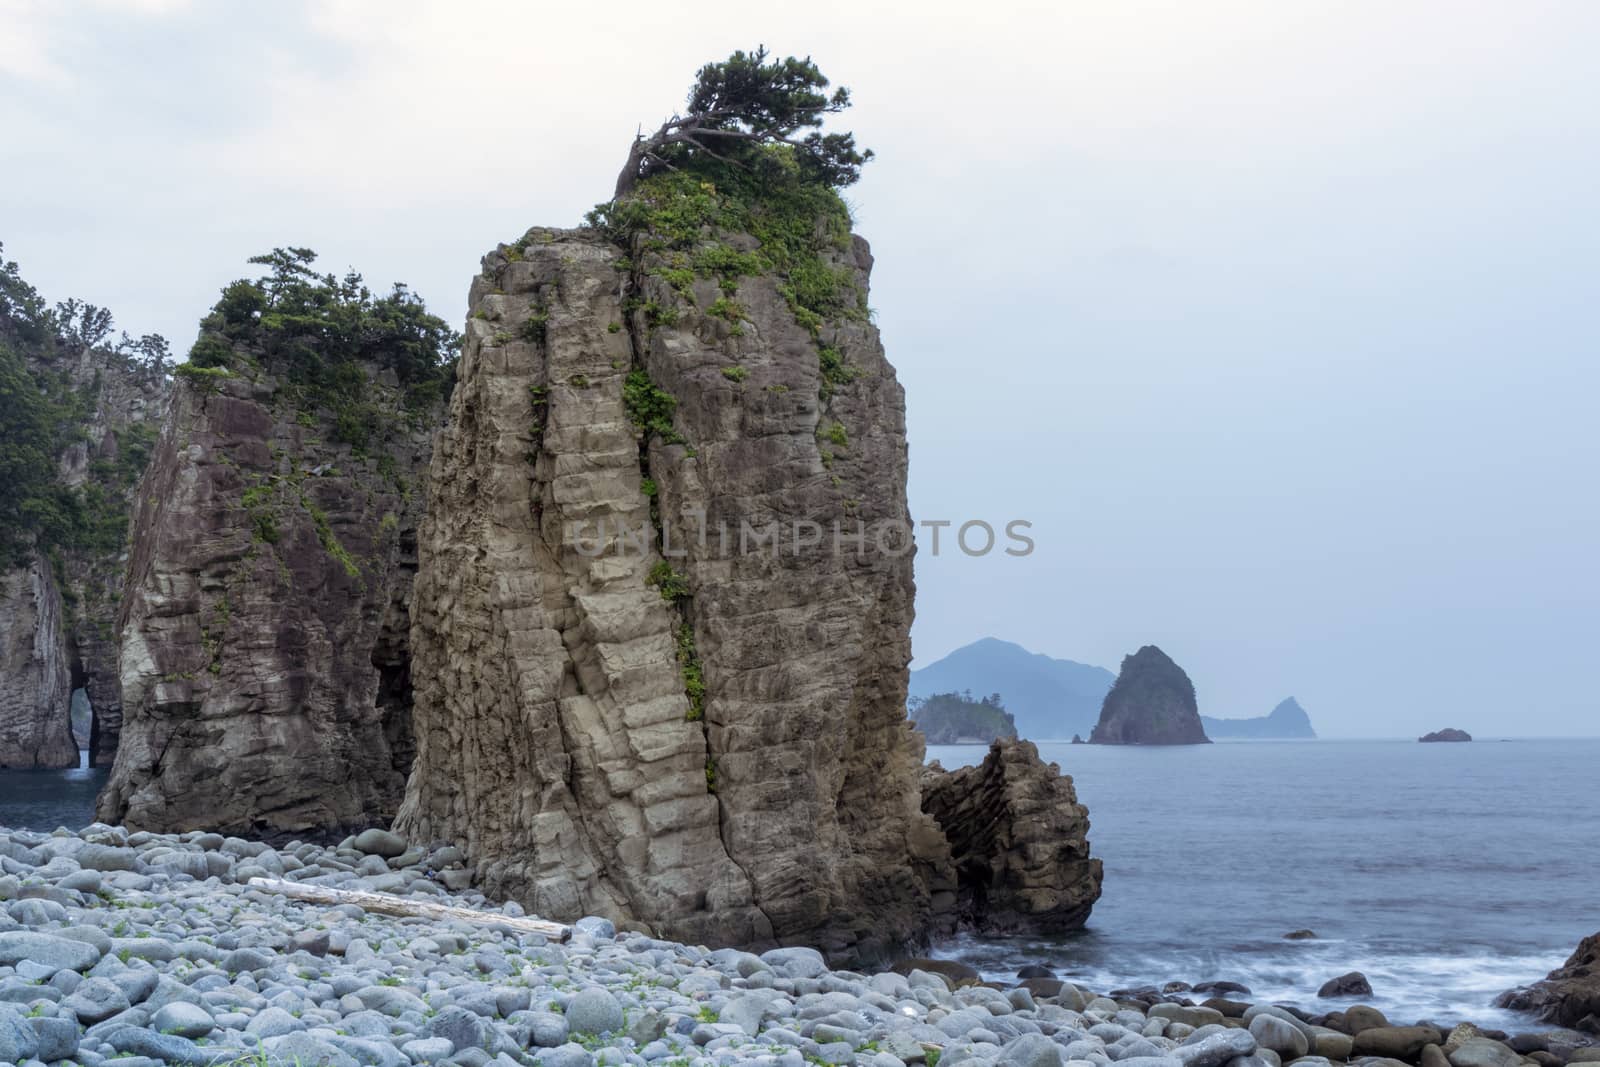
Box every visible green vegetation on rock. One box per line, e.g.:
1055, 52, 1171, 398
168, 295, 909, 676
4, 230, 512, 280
184, 247, 458, 454
908, 691, 1019, 744
0, 242, 166, 568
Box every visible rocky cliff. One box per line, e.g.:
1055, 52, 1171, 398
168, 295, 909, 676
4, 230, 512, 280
1089, 645, 1211, 745
394, 201, 957, 961
98, 252, 453, 836
920, 739, 1103, 932
0, 244, 170, 769
1419, 728, 1472, 742
0, 552, 76, 767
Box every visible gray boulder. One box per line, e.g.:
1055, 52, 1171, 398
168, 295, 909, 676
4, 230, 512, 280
29, 1014, 77, 1061
1176, 1030, 1258, 1067
1248, 1015, 1308, 1060
62, 976, 131, 1022
1000, 1033, 1067, 1067
354, 828, 407, 858
0, 930, 102, 972
430, 1004, 492, 1053
1448, 1039, 1523, 1067
566, 987, 625, 1035
152, 1001, 215, 1038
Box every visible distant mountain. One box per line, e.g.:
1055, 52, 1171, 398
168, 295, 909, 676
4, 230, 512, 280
910, 638, 1115, 741
1203, 697, 1317, 739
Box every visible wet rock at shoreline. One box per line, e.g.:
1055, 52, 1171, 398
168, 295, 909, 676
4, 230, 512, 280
1497, 930, 1600, 1031
1320, 971, 1376, 998
919, 738, 1104, 934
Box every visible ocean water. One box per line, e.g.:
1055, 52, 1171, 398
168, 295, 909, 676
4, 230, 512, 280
925, 738, 1600, 1029
0, 752, 109, 831
2, 739, 1591, 1029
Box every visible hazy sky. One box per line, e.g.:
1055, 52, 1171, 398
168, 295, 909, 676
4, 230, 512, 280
4, 1, 1596, 738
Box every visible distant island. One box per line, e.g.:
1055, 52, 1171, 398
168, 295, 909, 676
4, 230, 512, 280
1420, 728, 1472, 742
1088, 645, 1211, 745
910, 638, 1115, 740
913, 637, 1322, 741
908, 691, 1018, 744
1203, 697, 1318, 739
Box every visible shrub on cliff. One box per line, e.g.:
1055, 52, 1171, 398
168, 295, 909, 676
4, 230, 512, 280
909, 691, 1020, 744
184, 248, 459, 451
0, 242, 165, 567
611, 46, 872, 198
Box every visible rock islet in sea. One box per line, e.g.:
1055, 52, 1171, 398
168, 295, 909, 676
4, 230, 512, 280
0, 821, 1589, 1067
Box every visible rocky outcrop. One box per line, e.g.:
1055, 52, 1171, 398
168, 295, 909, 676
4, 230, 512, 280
394, 217, 957, 962
54, 345, 170, 767
1204, 696, 1317, 739
0, 247, 170, 769
98, 255, 450, 837
1089, 645, 1211, 745
0, 552, 76, 767
920, 739, 1102, 933
1496, 931, 1600, 1031
1419, 728, 1472, 742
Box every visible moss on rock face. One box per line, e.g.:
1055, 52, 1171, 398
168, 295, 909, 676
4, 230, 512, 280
586, 150, 869, 411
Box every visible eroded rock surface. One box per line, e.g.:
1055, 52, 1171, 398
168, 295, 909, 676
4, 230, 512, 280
0, 551, 75, 767
1089, 645, 1211, 745
0, 254, 170, 768
99, 361, 438, 836
396, 225, 951, 961
1497, 930, 1600, 1031
921, 738, 1103, 933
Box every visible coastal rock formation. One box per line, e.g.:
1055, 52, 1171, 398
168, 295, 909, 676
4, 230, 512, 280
920, 739, 1103, 933
1204, 696, 1318, 739
394, 217, 953, 962
0, 246, 170, 768
0, 552, 76, 767
1088, 645, 1211, 745
1495, 930, 1600, 1031
1419, 728, 1472, 742
98, 253, 451, 836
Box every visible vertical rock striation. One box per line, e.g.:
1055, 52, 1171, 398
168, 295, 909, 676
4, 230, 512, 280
396, 220, 951, 961
96, 369, 434, 834
0, 552, 76, 767
99, 254, 452, 836
920, 739, 1103, 933
54, 345, 170, 766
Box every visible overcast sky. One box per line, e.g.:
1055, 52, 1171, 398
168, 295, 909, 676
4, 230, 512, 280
4, 1, 1596, 738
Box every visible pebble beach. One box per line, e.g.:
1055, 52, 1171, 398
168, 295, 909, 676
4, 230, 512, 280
0, 822, 1591, 1067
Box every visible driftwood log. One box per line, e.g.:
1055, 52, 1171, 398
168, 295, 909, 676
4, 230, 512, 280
245, 877, 571, 941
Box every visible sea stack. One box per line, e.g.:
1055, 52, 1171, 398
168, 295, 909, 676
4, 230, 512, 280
1088, 645, 1211, 745
1419, 728, 1472, 742
98, 252, 451, 837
